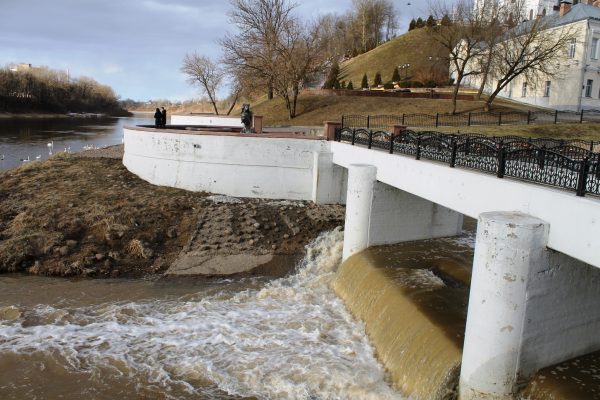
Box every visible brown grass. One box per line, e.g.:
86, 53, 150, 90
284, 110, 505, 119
251, 93, 537, 127
423, 123, 600, 141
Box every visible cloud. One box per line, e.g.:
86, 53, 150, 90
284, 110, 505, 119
102, 63, 124, 75
141, 0, 201, 17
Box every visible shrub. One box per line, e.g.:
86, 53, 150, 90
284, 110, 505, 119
424, 80, 437, 88
323, 61, 340, 89
361, 73, 369, 89
347, 81, 354, 90
392, 67, 400, 83
398, 80, 424, 88
383, 82, 395, 89
374, 72, 382, 87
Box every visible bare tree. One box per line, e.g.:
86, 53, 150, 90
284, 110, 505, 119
271, 19, 326, 118
181, 53, 223, 115
429, 0, 487, 114
482, 18, 579, 110
222, 0, 296, 100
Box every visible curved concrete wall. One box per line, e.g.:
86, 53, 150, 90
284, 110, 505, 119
123, 127, 345, 203
170, 114, 243, 127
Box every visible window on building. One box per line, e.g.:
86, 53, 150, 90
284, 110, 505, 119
592, 38, 599, 60
544, 81, 551, 97
568, 39, 577, 59
586, 79, 593, 98
522, 82, 528, 97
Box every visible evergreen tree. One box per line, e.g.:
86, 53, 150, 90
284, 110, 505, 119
408, 19, 416, 31
333, 79, 341, 89
426, 15, 435, 28
347, 80, 354, 90
374, 72, 382, 87
416, 17, 425, 28
323, 61, 340, 89
361, 73, 369, 89
441, 15, 451, 26
392, 66, 400, 82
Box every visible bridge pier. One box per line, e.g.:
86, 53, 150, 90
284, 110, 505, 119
342, 164, 463, 260
460, 212, 600, 399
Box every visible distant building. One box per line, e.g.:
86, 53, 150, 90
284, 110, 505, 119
462, 2, 600, 111
9, 63, 33, 72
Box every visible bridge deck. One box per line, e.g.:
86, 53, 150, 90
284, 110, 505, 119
332, 142, 600, 269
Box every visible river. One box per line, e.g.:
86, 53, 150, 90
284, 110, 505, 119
0, 114, 152, 171
0, 230, 408, 400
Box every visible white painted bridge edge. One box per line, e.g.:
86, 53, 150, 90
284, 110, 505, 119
331, 141, 600, 269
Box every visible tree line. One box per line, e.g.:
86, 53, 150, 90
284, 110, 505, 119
181, 0, 398, 119
0, 65, 123, 114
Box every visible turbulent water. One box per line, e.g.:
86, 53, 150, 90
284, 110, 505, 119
0, 229, 404, 400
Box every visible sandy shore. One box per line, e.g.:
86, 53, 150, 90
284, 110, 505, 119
0, 146, 345, 279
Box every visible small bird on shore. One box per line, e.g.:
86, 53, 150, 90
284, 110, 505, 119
20, 156, 30, 162
0, 154, 4, 161
35, 155, 41, 160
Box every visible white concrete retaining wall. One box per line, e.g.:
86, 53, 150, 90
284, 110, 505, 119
332, 142, 600, 269
170, 114, 243, 127
123, 127, 345, 203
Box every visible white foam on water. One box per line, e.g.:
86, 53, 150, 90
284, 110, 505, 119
0, 229, 404, 400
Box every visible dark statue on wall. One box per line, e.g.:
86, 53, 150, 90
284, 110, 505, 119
241, 103, 254, 133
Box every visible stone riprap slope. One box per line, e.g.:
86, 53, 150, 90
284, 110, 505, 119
0, 146, 345, 278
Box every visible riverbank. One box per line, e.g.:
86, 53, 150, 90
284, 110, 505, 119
0, 146, 345, 278
0, 110, 132, 119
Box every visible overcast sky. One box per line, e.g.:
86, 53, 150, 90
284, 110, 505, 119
0, 0, 428, 101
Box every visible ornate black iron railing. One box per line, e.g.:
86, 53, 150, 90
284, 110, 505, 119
334, 127, 600, 197
342, 111, 600, 138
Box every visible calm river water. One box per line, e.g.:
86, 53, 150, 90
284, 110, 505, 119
0, 114, 152, 171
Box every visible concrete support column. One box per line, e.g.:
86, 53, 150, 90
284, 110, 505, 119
460, 212, 549, 400
342, 164, 377, 261
312, 151, 345, 204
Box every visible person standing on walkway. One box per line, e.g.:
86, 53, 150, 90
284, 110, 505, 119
161, 107, 167, 128
154, 108, 162, 128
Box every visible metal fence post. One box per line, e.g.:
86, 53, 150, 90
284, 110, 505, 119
436, 113, 439, 127
450, 141, 457, 168
367, 115, 370, 129
368, 130, 373, 149
497, 145, 506, 178
389, 133, 394, 154
576, 157, 590, 197
402, 113, 405, 125
416, 136, 421, 160
538, 146, 546, 169
351, 129, 356, 145
468, 112, 472, 126
527, 110, 531, 125
341, 115, 345, 128
581, 109, 585, 124
498, 112, 502, 126
465, 137, 470, 155
554, 110, 559, 124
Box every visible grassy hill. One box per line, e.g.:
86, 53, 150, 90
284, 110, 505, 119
251, 94, 522, 127
338, 28, 449, 88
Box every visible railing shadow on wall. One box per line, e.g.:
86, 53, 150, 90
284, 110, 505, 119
334, 127, 600, 198
342, 110, 600, 131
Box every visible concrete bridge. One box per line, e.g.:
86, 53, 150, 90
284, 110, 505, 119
123, 121, 600, 399
331, 134, 600, 400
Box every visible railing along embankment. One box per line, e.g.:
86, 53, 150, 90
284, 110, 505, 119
335, 127, 600, 197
